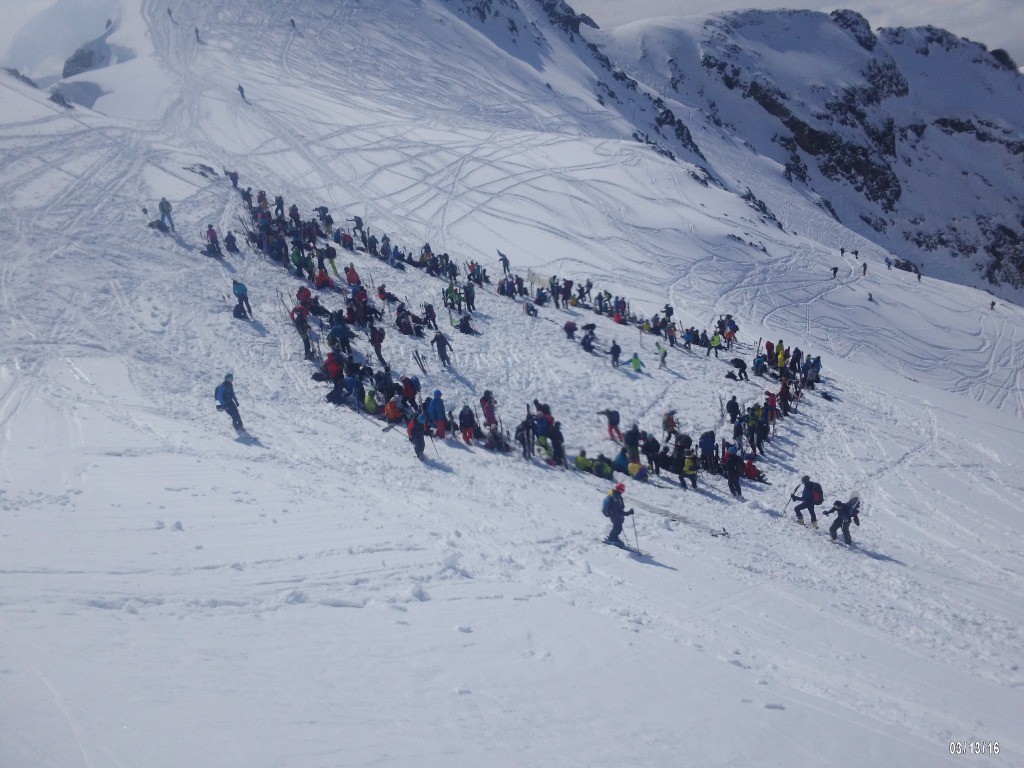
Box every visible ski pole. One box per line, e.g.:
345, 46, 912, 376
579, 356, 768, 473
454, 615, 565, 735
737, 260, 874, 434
429, 434, 441, 459
190, 411, 221, 421
630, 509, 641, 554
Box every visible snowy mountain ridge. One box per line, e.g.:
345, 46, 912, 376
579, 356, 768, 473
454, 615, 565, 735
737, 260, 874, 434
0, 1, 1022, 766
593, 8, 1024, 290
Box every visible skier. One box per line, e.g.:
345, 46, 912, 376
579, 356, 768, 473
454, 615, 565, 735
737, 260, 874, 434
656, 341, 668, 369
726, 395, 740, 423
479, 390, 498, 427
628, 352, 645, 373
598, 408, 623, 442
498, 250, 510, 275
609, 340, 621, 368
791, 475, 823, 524
862, 262, 867, 276
706, 332, 722, 358
368, 323, 386, 366
431, 330, 452, 366
729, 357, 749, 381
224, 231, 238, 253
601, 483, 633, 547
237, 84, 246, 100
428, 389, 447, 438
681, 450, 699, 490
831, 266, 839, 279
548, 421, 566, 467
823, 494, 861, 544
723, 446, 743, 499
290, 303, 314, 360
407, 413, 427, 460
458, 404, 477, 444
457, 313, 479, 335
158, 197, 174, 231
231, 279, 252, 318
514, 417, 533, 460
214, 373, 243, 432
205, 224, 222, 256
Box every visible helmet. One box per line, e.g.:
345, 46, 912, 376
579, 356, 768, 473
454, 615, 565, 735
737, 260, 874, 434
614, 482, 626, 494
433, 389, 442, 398
801, 475, 810, 483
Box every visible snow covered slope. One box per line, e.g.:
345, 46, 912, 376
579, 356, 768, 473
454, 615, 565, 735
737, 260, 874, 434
1, 1, 1022, 766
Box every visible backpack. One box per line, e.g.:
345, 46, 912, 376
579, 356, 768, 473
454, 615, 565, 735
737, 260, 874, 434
810, 482, 823, 504
602, 494, 614, 518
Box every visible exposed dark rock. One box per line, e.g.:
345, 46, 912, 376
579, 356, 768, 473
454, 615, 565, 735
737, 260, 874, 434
830, 9, 877, 51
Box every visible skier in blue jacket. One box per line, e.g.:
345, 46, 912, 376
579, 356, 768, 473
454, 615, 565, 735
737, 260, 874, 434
427, 389, 447, 438
214, 373, 243, 432
231, 280, 252, 318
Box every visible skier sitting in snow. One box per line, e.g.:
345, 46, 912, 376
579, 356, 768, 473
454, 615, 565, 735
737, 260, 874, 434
457, 313, 480, 335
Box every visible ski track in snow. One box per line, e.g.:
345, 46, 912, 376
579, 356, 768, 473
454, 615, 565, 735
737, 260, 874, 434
0, 2, 1022, 766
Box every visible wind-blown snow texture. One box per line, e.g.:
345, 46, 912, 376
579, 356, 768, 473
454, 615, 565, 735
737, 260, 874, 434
0, 2, 1022, 767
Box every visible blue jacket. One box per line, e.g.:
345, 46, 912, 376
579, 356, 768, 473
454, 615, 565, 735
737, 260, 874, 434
232, 282, 247, 298
428, 396, 446, 421
215, 381, 236, 408
611, 451, 629, 473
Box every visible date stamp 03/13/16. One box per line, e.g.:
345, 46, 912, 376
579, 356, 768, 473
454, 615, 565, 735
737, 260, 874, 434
949, 741, 999, 755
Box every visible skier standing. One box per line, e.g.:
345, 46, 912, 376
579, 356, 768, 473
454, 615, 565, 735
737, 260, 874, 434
206, 225, 222, 256
791, 475, 823, 524
214, 373, 243, 432
158, 197, 174, 231
231, 279, 252, 318
598, 408, 623, 442
407, 413, 427, 459
609, 340, 621, 368
602, 483, 633, 546
431, 330, 452, 366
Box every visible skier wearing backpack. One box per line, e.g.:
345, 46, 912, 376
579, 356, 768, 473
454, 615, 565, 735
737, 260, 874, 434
214, 373, 243, 432
823, 495, 861, 544
601, 483, 633, 546
407, 413, 427, 459
791, 475, 823, 524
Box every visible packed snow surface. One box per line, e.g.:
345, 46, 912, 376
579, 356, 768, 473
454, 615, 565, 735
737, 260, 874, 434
0, 1, 1021, 766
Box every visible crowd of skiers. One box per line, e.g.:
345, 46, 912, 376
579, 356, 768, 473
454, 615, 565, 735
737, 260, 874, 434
197, 175, 857, 545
